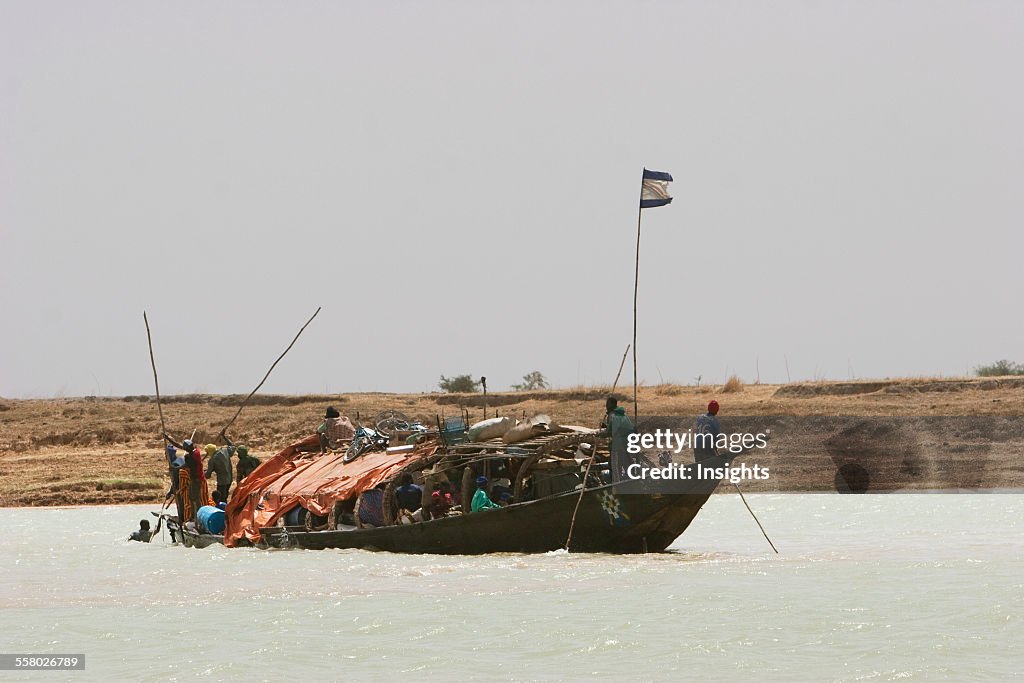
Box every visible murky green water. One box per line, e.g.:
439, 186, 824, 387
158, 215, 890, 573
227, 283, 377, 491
1, 494, 1021, 681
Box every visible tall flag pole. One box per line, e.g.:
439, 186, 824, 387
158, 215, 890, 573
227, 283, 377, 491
633, 168, 673, 419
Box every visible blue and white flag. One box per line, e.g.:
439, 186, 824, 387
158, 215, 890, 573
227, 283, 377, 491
640, 169, 673, 208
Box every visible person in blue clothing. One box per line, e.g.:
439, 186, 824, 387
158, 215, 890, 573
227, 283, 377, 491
599, 405, 635, 482
163, 444, 180, 498
395, 473, 423, 523
357, 485, 386, 528
471, 476, 500, 512
694, 400, 722, 462
163, 443, 184, 543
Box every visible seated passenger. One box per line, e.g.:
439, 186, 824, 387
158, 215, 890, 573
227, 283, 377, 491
440, 480, 459, 507
128, 519, 152, 542
356, 485, 386, 528
395, 474, 423, 524
471, 476, 500, 512
428, 486, 451, 519
317, 406, 356, 451
491, 477, 513, 503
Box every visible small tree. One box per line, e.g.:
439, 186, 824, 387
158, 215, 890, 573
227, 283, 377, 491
438, 374, 481, 393
512, 371, 549, 391
974, 360, 1024, 377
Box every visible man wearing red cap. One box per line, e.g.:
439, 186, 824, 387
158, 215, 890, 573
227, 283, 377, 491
694, 400, 722, 462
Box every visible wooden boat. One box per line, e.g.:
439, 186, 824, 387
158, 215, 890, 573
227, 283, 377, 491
261, 475, 722, 554
223, 429, 730, 555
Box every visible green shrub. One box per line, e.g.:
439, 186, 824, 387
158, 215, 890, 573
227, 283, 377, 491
974, 360, 1024, 377
512, 371, 549, 391
438, 374, 481, 393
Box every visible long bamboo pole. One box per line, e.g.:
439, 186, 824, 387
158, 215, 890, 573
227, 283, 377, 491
143, 311, 168, 443
632, 199, 643, 420
144, 311, 171, 538
217, 307, 321, 441
612, 343, 630, 393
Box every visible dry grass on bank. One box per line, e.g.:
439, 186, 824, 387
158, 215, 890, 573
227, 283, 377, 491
722, 375, 744, 393
1, 376, 1023, 506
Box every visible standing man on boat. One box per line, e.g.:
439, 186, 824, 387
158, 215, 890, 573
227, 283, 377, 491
183, 439, 207, 520
163, 443, 179, 498
163, 444, 184, 542
205, 442, 235, 502
236, 445, 260, 483
599, 405, 635, 482
694, 400, 721, 462
600, 396, 618, 430
164, 435, 208, 521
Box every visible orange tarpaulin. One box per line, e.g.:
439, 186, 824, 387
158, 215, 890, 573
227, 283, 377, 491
223, 435, 439, 547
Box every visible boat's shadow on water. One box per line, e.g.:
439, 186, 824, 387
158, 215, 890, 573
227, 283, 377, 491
661, 549, 740, 562
311, 547, 744, 563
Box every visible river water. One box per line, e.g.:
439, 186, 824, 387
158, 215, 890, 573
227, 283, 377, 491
1, 494, 1021, 682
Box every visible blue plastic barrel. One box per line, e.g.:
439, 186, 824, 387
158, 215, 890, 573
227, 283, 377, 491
196, 505, 225, 535
283, 506, 307, 526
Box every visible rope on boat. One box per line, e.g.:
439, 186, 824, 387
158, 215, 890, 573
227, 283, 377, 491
733, 482, 778, 553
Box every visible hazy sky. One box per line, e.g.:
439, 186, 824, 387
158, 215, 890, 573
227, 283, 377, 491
2, 1, 1021, 398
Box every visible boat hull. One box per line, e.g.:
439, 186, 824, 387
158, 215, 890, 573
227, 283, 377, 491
260, 459, 726, 554
180, 528, 224, 548
155, 513, 226, 549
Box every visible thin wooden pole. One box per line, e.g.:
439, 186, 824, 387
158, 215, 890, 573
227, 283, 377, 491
143, 312, 168, 443
565, 351, 630, 551
633, 197, 643, 420
564, 452, 596, 551
144, 311, 172, 539
733, 482, 778, 553
151, 490, 174, 538
481, 376, 487, 422
218, 307, 321, 441
611, 343, 630, 392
